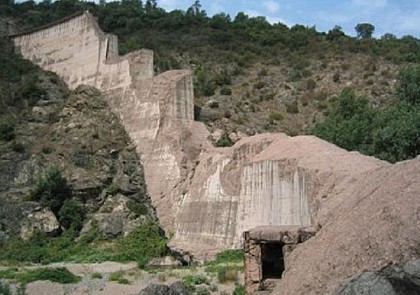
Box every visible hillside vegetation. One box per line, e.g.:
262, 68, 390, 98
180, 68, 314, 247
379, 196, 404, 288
1, 0, 420, 162
0, 35, 167, 266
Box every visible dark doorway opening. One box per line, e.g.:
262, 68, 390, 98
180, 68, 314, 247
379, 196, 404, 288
261, 242, 285, 279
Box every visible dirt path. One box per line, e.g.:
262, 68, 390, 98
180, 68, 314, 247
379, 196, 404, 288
2, 261, 243, 295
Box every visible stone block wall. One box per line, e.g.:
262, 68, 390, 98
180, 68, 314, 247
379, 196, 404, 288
244, 226, 317, 294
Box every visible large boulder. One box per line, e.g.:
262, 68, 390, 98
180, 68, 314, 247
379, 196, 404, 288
335, 259, 420, 295
20, 204, 61, 240
138, 281, 190, 295
273, 158, 420, 294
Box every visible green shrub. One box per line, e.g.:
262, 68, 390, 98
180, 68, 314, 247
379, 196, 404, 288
91, 272, 103, 279
106, 183, 119, 195
30, 165, 72, 214
127, 200, 148, 217
220, 86, 232, 95
215, 132, 233, 147
109, 271, 129, 284
114, 221, 167, 263
217, 267, 237, 283
58, 199, 85, 230
196, 286, 210, 295
214, 249, 244, 263
18, 268, 80, 284
253, 81, 266, 90
285, 100, 299, 114
182, 274, 210, 285
269, 111, 284, 122
233, 283, 246, 295
0, 281, 12, 295
306, 79, 316, 91
0, 121, 15, 141
396, 65, 420, 104
333, 72, 340, 83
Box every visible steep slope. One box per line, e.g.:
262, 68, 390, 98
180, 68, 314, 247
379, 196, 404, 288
0, 43, 161, 257
273, 157, 420, 294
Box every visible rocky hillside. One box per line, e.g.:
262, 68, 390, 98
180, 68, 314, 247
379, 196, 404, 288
0, 38, 166, 264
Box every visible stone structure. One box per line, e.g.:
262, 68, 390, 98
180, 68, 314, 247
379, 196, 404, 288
244, 226, 316, 294
11, 12, 388, 259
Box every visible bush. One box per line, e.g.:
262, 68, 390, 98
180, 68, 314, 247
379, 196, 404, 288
269, 111, 284, 122
253, 81, 266, 90
217, 267, 237, 283
114, 221, 167, 263
183, 274, 210, 286
30, 165, 72, 214
109, 271, 129, 284
396, 65, 420, 104
58, 199, 85, 230
0, 121, 15, 141
220, 86, 232, 95
216, 132, 233, 147
233, 283, 245, 295
18, 268, 80, 284
214, 249, 244, 263
306, 79, 316, 91
91, 272, 103, 279
285, 100, 299, 114
127, 200, 148, 217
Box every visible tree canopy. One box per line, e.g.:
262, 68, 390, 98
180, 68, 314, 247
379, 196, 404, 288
355, 23, 375, 39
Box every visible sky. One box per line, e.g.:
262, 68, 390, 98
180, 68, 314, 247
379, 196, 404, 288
158, 0, 420, 38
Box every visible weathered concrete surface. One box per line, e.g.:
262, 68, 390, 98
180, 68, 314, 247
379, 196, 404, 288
12, 12, 153, 90
12, 12, 389, 259
244, 226, 316, 294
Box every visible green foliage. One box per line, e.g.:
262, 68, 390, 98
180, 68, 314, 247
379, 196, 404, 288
396, 65, 420, 104
285, 100, 299, 114
0, 120, 15, 141
17, 268, 80, 284
269, 111, 284, 122
215, 132, 233, 147
58, 199, 85, 230
0, 281, 12, 295
113, 221, 167, 263
327, 25, 345, 41
195, 286, 210, 295
91, 272, 103, 279
217, 267, 237, 283
0, 221, 167, 265
30, 165, 72, 214
126, 199, 148, 217
182, 274, 210, 285
220, 86, 232, 96
312, 86, 420, 163
108, 271, 130, 284
312, 88, 377, 155
233, 283, 246, 295
214, 249, 244, 263
355, 23, 375, 39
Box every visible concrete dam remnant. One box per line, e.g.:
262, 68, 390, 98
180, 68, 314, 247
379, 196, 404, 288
11, 11, 388, 259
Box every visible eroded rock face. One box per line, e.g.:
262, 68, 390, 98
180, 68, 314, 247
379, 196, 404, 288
335, 259, 420, 295
20, 205, 61, 240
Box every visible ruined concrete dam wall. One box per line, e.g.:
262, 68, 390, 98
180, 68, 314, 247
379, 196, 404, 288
12, 11, 153, 90
12, 12, 388, 258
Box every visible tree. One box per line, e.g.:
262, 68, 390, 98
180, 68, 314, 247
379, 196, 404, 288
355, 23, 375, 39
326, 25, 345, 41
396, 65, 420, 105
30, 165, 72, 214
